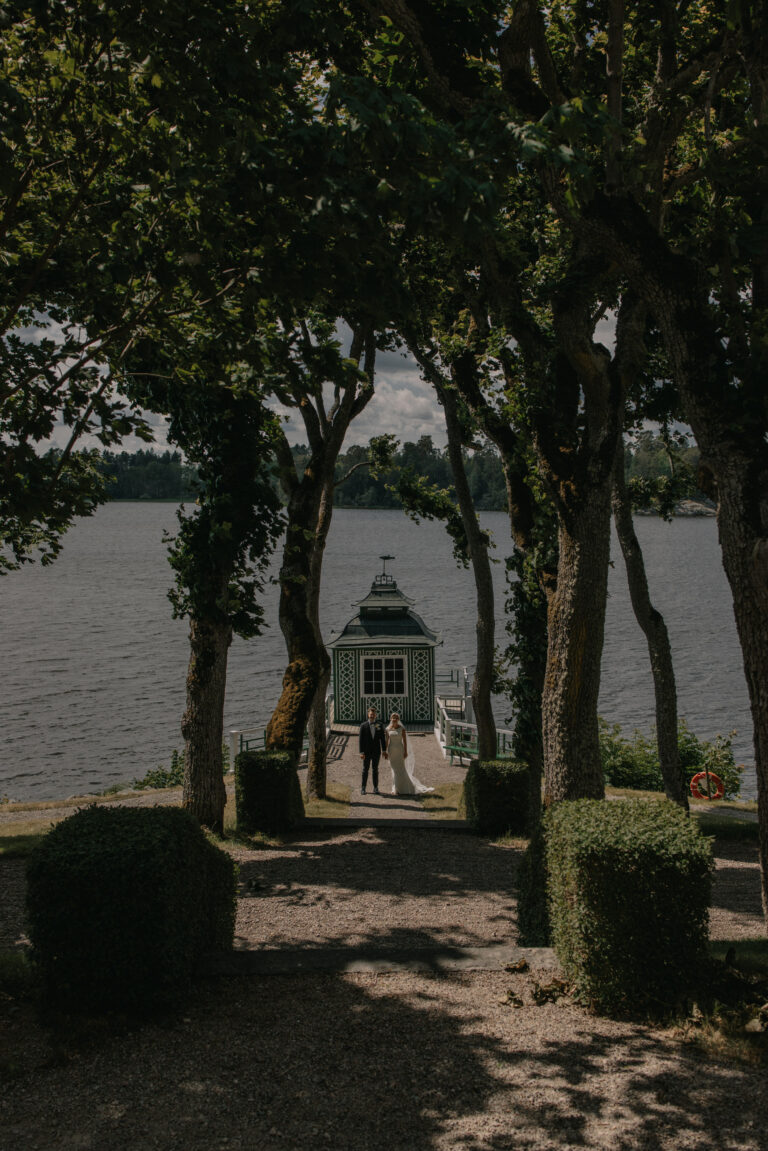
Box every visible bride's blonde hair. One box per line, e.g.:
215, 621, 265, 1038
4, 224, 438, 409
387, 712, 402, 729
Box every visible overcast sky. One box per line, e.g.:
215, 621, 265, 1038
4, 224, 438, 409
48, 344, 449, 454
47, 311, 623, 455
275, 345, 446, 449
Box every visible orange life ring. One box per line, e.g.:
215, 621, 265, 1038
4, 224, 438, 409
690, 771, 724, 800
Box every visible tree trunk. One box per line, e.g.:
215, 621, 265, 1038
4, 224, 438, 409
712, 459, 768, 921
441, 383, 497, 759
181, 615, 232, 834
266, 326, 375, 762
507, 556, 547, 828
612, 447, 687, 808
442, 351, 556, 820
542, 487, 611, 803
306, 663, 331, 799
266, 482, 325, 756
305, 479, 334, 799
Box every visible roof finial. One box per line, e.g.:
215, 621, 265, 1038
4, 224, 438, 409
380, 554, 395, 576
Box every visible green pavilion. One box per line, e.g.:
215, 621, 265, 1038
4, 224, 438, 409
328, 561, 441, 729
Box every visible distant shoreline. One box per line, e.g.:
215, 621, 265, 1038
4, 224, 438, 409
636, 499, 716, 517
106, 497, 719, 516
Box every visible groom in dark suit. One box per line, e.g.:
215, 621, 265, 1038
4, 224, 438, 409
359, 706, 387, 795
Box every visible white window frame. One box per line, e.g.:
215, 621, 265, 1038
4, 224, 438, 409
360, 654, 407, 698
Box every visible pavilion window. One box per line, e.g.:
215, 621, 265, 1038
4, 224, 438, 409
362, 656, 405, 696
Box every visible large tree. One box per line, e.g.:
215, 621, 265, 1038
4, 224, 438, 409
266, 321, 380, 762
307, 2, 633, 802
310, 0, 763, 825
367, 0, 768, 888
0, 0, 255, 569
129, 297, 285, 832
480, 0, 768, 903
125, 2, 390, 823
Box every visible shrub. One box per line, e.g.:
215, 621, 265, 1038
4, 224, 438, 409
462, 757, 530, 836
132, 749, 185, 790
677, 723, 741, 797
235, 749, 304, 835
515, 820, 550, 947
133, 743, 231, 790
545, 798, 713, 1016
599, 718, 742, 799
26, 805, 237, 1014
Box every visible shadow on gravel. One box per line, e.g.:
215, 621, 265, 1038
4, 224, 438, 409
488, 1024, 764, 1151
707, 840, 763, 923
2, 968, 764, 1151
237, 826, 517, 898
234, 825, 521, 951
710, 866, 764, 920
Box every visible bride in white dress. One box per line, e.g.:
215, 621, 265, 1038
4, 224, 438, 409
385, 713, 434, 796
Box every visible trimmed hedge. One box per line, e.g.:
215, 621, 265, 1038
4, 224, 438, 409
462, 757, 530, 836
26, 805, 237, 1013
235, 749, 304, 835
515, 820, 551, 947
545, 798, 713, 1015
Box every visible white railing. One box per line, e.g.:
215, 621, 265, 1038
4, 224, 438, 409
229, 680, 516, 768
229, 693, 334, 768
228, 726, 266, 771
434, 693, 514, 764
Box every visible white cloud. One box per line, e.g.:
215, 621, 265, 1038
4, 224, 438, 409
594, 310, 618, 350
276, 345, 446, 448
46, 410, 172, 454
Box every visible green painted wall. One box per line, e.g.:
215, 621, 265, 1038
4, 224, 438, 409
332, 645, 435, 725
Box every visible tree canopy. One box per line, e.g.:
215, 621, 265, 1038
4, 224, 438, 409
5, 0, 768, 915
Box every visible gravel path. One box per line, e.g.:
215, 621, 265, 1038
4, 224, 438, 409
0, 732, 764, 954
1, 738, 766, 1151
2, 966, 767, 1151
310, 729, 468, 820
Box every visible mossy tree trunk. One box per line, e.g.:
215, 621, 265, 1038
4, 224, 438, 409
541, 481, 613, 802
138, 380, 282, 839
533, 292, 625, 804
506, 549, 548, 830
433, 345, 556, 826
266, 475, 326, 758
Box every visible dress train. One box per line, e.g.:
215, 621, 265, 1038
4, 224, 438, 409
386, 727, 433, 795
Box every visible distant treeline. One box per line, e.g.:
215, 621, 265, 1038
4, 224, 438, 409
328, 437, 506, 510
100, 433, 703, 508
98, 450, 199, 501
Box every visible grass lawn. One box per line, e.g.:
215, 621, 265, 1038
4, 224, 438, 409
0, 817, 58, 858
303, 781, 351, 819
710, 937, 768, 975
710, 798, 758, 813
694, 810, 759, 840
605, 784, 670, 800
421, 781, 464, 819
605, 785, 758, 813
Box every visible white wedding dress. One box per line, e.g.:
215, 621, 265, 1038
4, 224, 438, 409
387, 727, 433, 795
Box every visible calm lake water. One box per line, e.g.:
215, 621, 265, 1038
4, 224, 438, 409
0, 503, 755, 801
